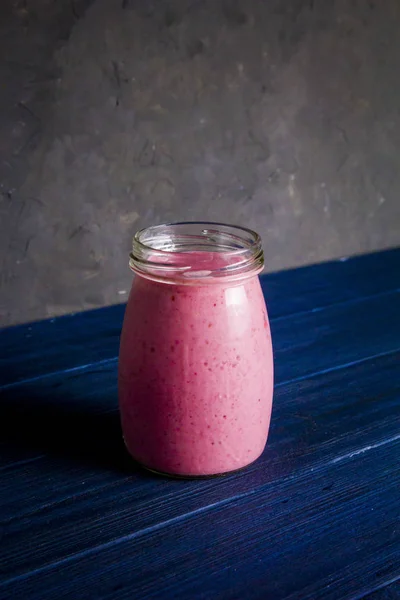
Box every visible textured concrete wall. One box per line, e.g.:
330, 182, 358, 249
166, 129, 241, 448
1, 0, 400, 325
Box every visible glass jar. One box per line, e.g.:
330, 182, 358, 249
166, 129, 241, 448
118, 222, 273, 477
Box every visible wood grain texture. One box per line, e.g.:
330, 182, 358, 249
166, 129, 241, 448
1, 286, 399, 395
1, 289, 399, 470
260, 247, 400, 318
1, 248, 399, 387
362, 581, 400, 599
1, 438, 399, 600
1, 351, 399, 585
1, 250, 400, 600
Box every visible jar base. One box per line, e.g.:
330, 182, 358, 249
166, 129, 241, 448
124, 440, 263, 479
138, 461, 259, 479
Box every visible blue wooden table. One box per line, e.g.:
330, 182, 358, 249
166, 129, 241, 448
1, 249, 400, 600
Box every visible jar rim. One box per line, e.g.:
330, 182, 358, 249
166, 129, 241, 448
129, 221, 264, 284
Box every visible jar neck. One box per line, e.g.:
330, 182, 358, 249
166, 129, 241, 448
129, 222, 264, 284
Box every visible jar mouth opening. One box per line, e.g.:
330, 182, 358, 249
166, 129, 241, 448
129, 221, 264, 284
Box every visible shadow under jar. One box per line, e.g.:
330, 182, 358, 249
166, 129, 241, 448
118, 222, 274, 477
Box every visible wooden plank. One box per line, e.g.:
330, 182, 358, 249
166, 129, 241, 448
1, 350, 399, 581
2, 251, 399, 598
271, 289, 399, 385
260, 246, 400, 318
1, 286, 399, 395
1, 289, 399, 470
1, 436, 399, 599
1, 249, 399, 387
362, 581, 400, 599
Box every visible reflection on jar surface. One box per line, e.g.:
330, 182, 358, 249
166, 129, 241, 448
118, 222, 273, 477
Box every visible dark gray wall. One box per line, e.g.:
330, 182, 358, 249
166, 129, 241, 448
1, 0, 399, 325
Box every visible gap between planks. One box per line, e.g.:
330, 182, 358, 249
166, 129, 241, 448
1, 346, 398, 478
352, 574, 400, 600
1, 288, 399, 393
2, 423, 400, 590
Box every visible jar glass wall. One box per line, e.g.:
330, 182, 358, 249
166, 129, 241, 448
118, 222, 273, 477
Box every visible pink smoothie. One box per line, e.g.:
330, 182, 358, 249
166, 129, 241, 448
118, 253, 273, 476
